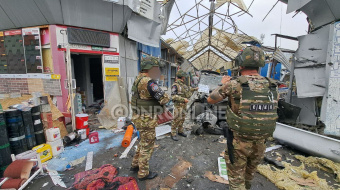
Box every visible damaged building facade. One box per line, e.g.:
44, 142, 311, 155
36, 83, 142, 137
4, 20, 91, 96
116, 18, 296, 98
0, 0, 190, 127
278, 0, 340, 137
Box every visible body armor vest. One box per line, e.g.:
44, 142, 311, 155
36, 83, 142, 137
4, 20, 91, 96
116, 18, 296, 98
173, 81, 191, 99
131, 76, 163, 115
226, 76, 278, 138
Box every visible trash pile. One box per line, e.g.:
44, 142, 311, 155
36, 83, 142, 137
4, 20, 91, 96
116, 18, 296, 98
257, 155, 340, 190
295, 155, 340, 183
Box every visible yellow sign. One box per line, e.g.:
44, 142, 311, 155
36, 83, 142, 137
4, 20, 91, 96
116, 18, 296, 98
106, 75, 118, 81
51, 74, 61, 79
105, 68, 119, 76
0, 32, 3, 37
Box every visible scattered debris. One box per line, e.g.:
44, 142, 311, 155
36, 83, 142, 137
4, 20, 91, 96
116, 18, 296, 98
219, 139, 227, 144
163, 159, 192, 188
85, 152, 93, 171
218, 157, 228, 180
265, 145, 283, 152
120, 137, 138, 159
49, 170, 67, 188
289, 176, 317, 187
295, 155, 340, 183
156, 125, 171, 138
145, 176, 162, 190
204, 171, 229, 185
70, 156, 85, 167
264, 156, 285, 169
69, 164, 138, 189
42, 182, 49, 187
154, 144, 160, 148
258, 162, 335, 190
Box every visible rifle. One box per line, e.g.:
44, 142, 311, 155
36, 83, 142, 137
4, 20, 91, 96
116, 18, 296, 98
222, 122, 235, 164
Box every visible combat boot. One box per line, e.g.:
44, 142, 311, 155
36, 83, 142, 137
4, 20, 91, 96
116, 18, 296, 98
178, 132, 187, 137
130, 166, 139, 172
171, 135, 179, 141
139, 171, 158, 181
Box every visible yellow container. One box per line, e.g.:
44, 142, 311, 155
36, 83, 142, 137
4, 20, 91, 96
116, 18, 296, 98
32, 144, 53, 163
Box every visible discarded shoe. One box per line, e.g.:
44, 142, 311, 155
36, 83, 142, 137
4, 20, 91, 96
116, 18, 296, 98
178, 132, 187, 137
139, 171, 158, 181
171, 135, 179, 141
130, 167, 139, 172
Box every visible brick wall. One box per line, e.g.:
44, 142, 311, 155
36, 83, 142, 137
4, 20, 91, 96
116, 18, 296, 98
0, 78, 29, 94
0, 78, 61, 96
43, 79, 62, 96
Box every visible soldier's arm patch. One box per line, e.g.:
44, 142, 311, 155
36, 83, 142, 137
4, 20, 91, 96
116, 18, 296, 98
147, 80, 165, 101
171, 85, 178, 95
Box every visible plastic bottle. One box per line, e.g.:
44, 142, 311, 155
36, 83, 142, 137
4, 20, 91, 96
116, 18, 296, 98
47, 159, 71, 172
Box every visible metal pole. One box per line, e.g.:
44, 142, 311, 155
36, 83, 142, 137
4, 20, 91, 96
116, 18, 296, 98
287, 56, 295, 103
66, 47, 76, 131
270, 35, 278, 78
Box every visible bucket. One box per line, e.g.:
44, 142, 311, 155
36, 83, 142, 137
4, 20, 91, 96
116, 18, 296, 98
45, 128, 61, 142
77, 129, 87, 140
75, 114, 89, 136
47, 139, 64, 157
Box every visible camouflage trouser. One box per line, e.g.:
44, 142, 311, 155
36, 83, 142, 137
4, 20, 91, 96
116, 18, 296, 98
131, 114, 158, 178
171, 104, 186, 136
224, 136, 266, 190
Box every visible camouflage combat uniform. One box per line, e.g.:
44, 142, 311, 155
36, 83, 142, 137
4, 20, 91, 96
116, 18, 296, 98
131, 73, 169, 178
213, 75, 278, 190
171, 79, 194, 136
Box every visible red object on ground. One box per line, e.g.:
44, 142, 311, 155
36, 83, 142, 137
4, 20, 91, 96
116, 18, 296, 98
1, 179, 27, 189
89, 132, 99, 144
75, 114, 89, 136
70, 164, 139, 190
121, 125, 134, 148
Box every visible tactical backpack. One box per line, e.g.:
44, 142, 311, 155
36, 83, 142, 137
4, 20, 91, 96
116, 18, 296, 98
226, 76, 278, 139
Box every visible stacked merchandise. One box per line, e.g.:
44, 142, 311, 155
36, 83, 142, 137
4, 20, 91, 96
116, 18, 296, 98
46, 128, 64, 157
4, 30, 25, 74
76, 93, 83, 114
21, 109, 37, 149
0, 31, 7, 74
31, 106, 45, 145
22, 28, 43, 73
0, 111, 12, 177
4, 109, 28, 155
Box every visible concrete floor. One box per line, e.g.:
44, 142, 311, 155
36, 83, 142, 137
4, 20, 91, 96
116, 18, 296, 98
24, 131, 338, 190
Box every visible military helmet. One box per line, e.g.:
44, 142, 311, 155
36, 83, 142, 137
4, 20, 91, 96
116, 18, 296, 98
176, 70, 187, 78
235, 46, 265, 68
141, 56, 160, 71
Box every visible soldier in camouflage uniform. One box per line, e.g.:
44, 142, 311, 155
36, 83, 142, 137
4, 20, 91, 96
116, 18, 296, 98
171, 70, 197, 141
207, 46, 279, 190
130, 56, 170, 180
